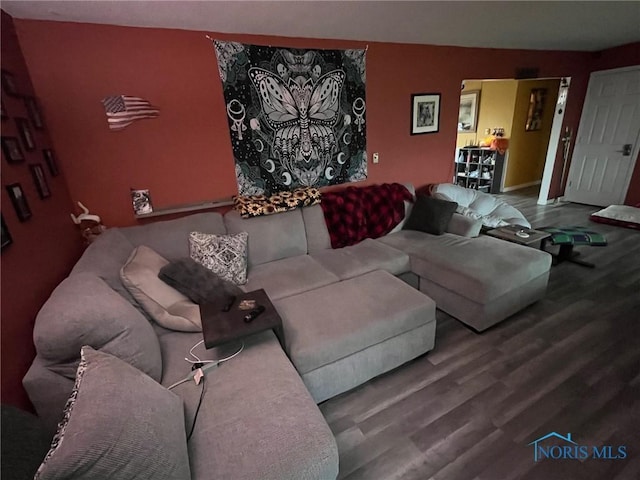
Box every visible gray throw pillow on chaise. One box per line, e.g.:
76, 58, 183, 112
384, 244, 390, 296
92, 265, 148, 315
34, 346, 191, 480
404, 194, 458, 235
159, 257, 243, 305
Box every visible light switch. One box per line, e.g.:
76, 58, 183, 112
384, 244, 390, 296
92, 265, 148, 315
373, 152, 379, 164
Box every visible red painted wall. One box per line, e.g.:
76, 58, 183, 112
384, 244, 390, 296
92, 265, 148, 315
1, 11, 83, 410
13, 19, 595, 227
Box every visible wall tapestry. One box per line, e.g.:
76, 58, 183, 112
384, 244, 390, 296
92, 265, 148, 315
213, 40, 367, 195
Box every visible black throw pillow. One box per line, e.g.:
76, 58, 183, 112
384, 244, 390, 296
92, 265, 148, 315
403, 194, 458, 235
159, 258, 243, 305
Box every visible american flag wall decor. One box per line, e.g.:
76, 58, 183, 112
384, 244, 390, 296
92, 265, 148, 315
101, 95, 159, 131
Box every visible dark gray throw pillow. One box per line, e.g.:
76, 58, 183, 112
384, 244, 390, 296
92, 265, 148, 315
159, 257, 243, 304
403, 194, 458, 235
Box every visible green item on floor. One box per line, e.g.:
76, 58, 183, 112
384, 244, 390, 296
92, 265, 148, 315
542, 226, 608, 246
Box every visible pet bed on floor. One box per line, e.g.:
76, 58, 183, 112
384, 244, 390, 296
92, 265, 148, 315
589, 204, 640, 230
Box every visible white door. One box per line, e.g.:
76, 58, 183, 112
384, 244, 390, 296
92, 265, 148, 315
564, 66, 640, 206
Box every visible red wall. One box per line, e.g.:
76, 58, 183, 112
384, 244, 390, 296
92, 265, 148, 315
13, 19, 597, 227
1, 12, 83, 410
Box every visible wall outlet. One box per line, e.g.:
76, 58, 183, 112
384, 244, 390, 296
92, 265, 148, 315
373, 152, 379, 164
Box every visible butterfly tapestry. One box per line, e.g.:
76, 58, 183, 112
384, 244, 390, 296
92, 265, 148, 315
213, 41, 367, 196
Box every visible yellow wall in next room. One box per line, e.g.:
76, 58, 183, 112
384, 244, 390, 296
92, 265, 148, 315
505, 78, 560, 188
476, 79, 518, 141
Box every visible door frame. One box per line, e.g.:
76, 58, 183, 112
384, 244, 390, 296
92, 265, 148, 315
538, 78, 571, 205
563, 65, 640, 205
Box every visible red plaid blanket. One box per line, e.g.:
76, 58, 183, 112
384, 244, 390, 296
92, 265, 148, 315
321, 183, 413, 248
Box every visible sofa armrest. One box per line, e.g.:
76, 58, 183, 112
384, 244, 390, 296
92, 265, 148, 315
446, 213, 482, 237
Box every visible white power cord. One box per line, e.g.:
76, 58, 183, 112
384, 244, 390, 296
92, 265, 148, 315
167, 341, 244, 390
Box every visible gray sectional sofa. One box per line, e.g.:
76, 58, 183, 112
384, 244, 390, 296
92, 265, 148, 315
24, 184, 552, 479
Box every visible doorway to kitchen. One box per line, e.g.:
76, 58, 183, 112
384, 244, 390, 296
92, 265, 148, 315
455, 77, 570, 204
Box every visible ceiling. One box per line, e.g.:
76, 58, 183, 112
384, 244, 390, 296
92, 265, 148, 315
2, 1, 639, 52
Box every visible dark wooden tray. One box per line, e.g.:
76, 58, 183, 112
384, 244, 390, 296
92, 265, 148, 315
200, 289, 282, 349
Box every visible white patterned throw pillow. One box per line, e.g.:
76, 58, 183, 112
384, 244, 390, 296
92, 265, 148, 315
189, 231, 248, 285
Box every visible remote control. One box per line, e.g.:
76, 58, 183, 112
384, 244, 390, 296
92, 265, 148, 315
244, 305, 265, 323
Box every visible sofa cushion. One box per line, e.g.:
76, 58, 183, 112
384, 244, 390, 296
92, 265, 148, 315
159, 258, 243, 304
242, 255, 340, 301
274, 270, 436, 375
33, 272, 162, 382
446, 212, 483, 237
120, 212, 227, 259
224, 209, 308, 267
35, 347, 190, 480
69, 229, 138, 304
189, 231, 249, 285
379, 230, 551, 302
120, 246, 202, 332
157, 330, 339, 480
404, 194, 458, 235
310, 238, 410, 280
301, 204, 332, 253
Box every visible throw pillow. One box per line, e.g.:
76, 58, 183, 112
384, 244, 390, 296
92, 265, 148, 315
120, 245, 202, 332
159, 257, 243, 304
189, 231, 249, 285
34, 346, 191, 480
403, 194, 458, 235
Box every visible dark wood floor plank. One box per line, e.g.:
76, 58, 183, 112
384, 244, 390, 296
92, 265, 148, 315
320, 188, 640, 479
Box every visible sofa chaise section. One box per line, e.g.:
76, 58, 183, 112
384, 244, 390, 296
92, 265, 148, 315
157, 329, 339, 480
379, 230, 552, 331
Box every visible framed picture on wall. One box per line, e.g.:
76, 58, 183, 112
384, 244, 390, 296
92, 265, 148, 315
411, 93, 441, 135
1, 69, 19, 97
43, 149, 59, 176
458, 90, 480, 133
29, 163, 51, 199
24, 96, 45, 130
525, 88, 547, 131
1, 215, 12, 250
6, 183, 32, 222
1, 136, 25, 163
15, 118, 36, 151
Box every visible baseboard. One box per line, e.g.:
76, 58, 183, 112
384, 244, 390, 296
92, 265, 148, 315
502, 180, 542, 192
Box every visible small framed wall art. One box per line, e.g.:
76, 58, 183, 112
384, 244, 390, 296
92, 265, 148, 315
24, 96, 45, 130
30, 163, 51, 199
458, 90, 480, 133
42, 149, 59, 176
6, 183, 32, 221
15, 118, 36, 151
525, 88, 547, 131
1, 136, 25, 163
131, 188, 153, 215
1, 215, 12, 250
1, 69, 19, 97
411, 93, 441, 135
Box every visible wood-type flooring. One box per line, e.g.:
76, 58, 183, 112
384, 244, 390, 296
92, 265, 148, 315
320, 189, 640, 480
